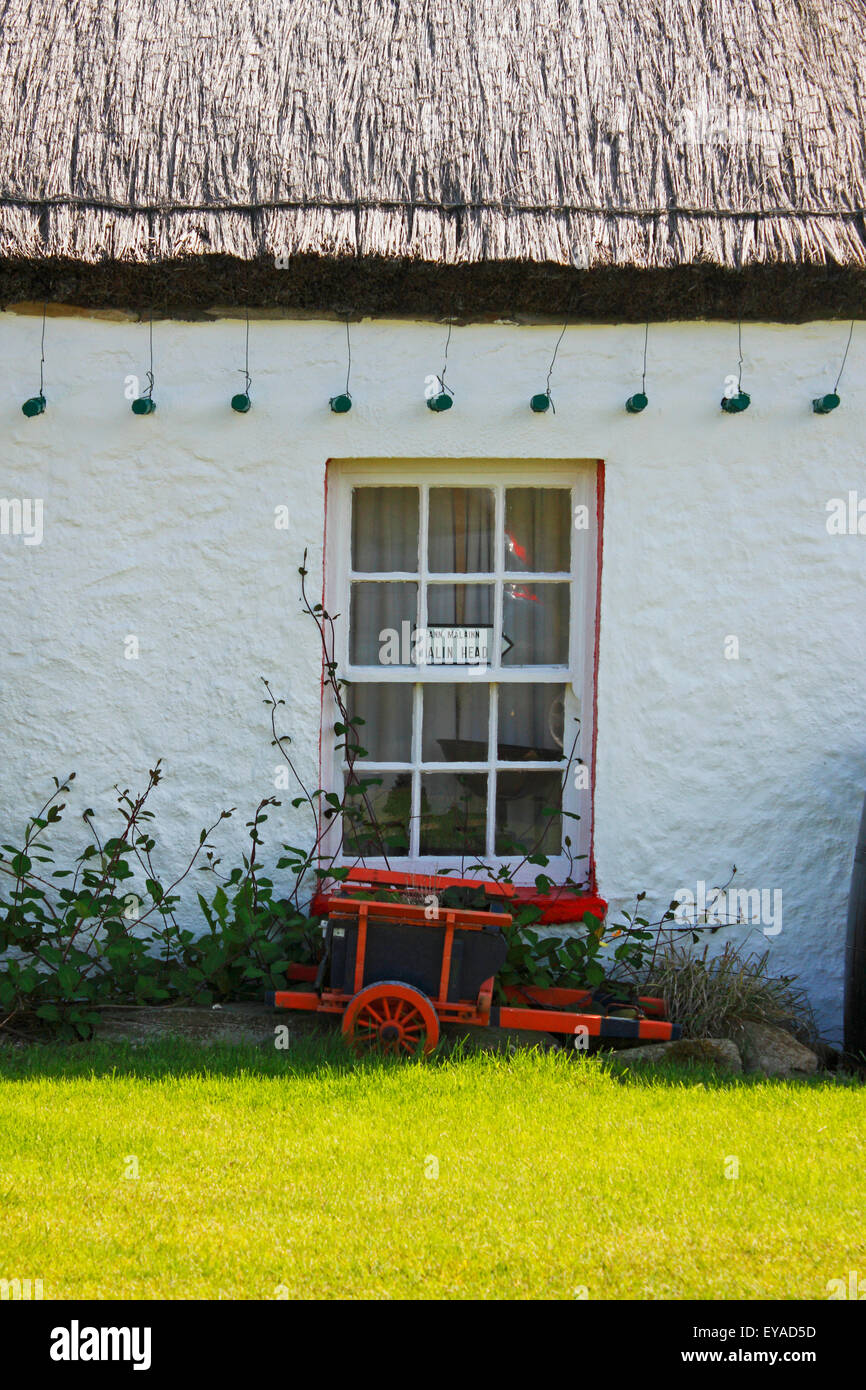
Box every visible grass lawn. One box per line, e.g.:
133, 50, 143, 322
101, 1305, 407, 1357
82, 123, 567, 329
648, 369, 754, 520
0, 1038, 863, 1300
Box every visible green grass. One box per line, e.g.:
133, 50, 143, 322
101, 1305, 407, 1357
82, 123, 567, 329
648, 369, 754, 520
0, 1038, 863, 1300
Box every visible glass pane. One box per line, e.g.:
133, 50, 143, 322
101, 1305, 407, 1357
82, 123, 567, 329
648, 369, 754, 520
427, 583, 493, 626
343, 771, 411, 857
350, 582, 418, 665
422, 684, 489, 762
502, 582, 569, 665
505, 488, 570, 573
497, 685, 566, 761
346, 683, 413, 763
428, 487, 494, 572
352, 487, 419, 572
419, 773, 487, 855
495, 771, 562, 856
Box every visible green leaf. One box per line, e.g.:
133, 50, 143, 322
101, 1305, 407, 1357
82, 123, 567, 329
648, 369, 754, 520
57, 964, 80, 993
584, 960, 605, 987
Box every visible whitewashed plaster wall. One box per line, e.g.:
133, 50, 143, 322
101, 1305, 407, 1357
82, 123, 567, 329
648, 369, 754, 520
0, 310, 863, 1040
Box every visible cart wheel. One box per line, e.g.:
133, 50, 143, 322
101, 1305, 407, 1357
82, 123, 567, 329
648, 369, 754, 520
342, 981, 440, 1057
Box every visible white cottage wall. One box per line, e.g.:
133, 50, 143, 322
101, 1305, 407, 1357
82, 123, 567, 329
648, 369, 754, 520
1, 311, 863, 1040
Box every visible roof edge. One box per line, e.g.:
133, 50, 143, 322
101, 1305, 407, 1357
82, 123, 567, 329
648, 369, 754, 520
1, 256, 864, 322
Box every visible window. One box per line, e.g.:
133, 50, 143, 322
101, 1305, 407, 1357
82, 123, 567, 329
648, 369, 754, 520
323, 462, 599, 883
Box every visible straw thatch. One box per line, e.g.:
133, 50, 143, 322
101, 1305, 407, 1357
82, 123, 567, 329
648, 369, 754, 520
0, 0, 864, 317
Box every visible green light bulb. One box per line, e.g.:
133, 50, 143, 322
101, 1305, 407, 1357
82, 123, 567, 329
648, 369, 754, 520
812, 393, 840, 415
625, 392, 648, 413
721, 391, 750, 414
427, 392, 453, 413
131, 397, 156, 415
231, 393, 251, 413
530, 393, 551, 413
330, 394, 352, 413
21, 394, 46, 417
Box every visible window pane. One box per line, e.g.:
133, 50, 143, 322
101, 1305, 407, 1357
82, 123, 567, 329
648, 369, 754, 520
502, 583, 569, 665
505, 488, 570, 573
422, 684, 489, 762
497, 685, 566, 761
495, 771, 562, 856
428, 487, 494, 572
346, 683, 413, 763
419, 773, 487, 855
352, 487, 419, 572
350, 582, 418, 665
427, 583, 493, 627
343, 772, 411, 856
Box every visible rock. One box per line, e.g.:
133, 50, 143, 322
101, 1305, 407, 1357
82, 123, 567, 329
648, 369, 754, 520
92, 1001, 312, 1048
615, 1037, 743, 1072
732, 1021, 819, 1077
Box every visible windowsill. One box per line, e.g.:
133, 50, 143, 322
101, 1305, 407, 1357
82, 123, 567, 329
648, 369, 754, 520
507, 886, 607, 925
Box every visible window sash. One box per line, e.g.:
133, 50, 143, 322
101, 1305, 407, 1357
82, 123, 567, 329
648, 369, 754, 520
323, 462, 597, 880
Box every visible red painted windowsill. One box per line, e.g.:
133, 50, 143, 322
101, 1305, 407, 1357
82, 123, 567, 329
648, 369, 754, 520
508, 888, 607, 924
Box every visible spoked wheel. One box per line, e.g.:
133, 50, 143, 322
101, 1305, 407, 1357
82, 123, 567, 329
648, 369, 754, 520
342, 981, 440, 1057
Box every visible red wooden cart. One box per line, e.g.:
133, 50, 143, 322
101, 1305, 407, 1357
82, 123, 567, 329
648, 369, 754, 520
267, 868, 680, 1055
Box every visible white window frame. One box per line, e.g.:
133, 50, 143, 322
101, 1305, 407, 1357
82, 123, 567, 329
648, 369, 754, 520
322, 459, 598, 885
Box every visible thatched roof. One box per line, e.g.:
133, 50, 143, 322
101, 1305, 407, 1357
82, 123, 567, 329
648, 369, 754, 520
1, 0, 865, 318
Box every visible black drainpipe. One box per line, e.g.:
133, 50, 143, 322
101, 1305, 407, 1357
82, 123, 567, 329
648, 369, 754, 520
844, 792, 866, 1059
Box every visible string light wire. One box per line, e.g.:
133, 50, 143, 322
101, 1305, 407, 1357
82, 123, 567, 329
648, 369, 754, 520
624, 322, 650, 412
145, 311, 154, 399
834, 319, 855, 393
438, 314, 453, 397
240, 310, 251, 397
641, 321, 649, 393
544, 321, 568, 411
344, 317, 352, 398
39, 302, 46, 397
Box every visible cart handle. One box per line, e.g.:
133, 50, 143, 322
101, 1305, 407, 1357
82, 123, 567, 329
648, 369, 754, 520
336, 867, 515, 898
327, 896, 512, 929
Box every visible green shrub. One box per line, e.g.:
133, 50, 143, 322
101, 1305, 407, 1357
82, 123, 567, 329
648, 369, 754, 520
645, 942, 815, 1041
0, 767, 319, 1040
